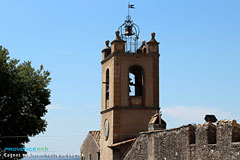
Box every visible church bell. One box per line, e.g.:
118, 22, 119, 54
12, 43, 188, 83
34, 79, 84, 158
125, 25, 134, 36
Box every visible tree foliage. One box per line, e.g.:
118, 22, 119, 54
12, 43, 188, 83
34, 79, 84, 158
0, 46, 51, 159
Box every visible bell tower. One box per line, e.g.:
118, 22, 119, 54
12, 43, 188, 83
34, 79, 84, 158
100, 11, 160, 160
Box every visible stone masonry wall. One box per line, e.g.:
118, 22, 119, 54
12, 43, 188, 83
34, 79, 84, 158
123, 120, 240, 160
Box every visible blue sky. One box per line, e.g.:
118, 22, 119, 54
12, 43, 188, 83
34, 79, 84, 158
1, 0, 240, 155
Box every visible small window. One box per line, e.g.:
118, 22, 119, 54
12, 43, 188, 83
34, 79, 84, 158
106, 69, 109, 100
97, 152, 100, 160
80, 155, 85, 160
88, 154, 91, 160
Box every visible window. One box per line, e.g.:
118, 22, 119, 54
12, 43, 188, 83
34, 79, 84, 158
80, 155, 85, 160
129, 73, 135, 96
129, 66, 144, 96
97, 152, 100, 160
88, 154, 91, 160
106, 69, 109, 100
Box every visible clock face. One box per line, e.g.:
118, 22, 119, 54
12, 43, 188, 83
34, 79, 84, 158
104, 119, 109, 140
149, 45, 157, 52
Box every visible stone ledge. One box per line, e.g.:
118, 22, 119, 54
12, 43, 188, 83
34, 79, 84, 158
101, 106, 159, 114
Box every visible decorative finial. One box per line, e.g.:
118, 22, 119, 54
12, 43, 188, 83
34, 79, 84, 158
151, 32, 156, 40
115, 31, 121, 40
148, 32, 158, 43
142, 40, 146, 45
105, 40, 110, 48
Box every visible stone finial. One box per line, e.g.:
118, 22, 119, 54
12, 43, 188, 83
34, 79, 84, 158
149, 32, 157, 42
137, 40, 147, 54
151, 32, 156, 39
115, 30, 121, 40
105, 40, 110, 48
147, 32, 159, 47
102, 40, 111, 59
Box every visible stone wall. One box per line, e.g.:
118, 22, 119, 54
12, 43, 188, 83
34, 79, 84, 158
80, 133, 100, 160
123, 120, 240, 160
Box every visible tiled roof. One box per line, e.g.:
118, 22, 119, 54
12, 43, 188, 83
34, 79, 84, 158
89, 130, 100, 145
109, 138, 136, 148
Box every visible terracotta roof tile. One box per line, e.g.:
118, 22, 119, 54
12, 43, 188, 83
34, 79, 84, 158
89, 130, 100, 145
109, 138, 136, 148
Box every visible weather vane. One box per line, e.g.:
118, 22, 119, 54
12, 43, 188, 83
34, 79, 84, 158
118, 1, 140, 53
128, 1, 135, 18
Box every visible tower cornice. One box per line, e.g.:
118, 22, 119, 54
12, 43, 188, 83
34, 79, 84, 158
101, 52, 160, 65
100, 106, 160, 114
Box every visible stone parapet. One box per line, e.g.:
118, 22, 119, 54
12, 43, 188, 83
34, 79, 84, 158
123, 120, 240, 160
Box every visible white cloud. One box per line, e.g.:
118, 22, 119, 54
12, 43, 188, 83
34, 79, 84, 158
162, 106, 231, 124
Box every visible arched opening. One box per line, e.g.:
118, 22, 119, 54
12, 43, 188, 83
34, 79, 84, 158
129, 73, 135, 96
105, 69, 109, 109
128, 65, 144, 106
106, 69, 109, 100
129, 65, 144, 97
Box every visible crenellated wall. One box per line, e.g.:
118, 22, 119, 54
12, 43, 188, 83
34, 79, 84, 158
123, 120, 240, 160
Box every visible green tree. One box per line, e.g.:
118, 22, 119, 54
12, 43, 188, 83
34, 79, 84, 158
0, 46, 51, 159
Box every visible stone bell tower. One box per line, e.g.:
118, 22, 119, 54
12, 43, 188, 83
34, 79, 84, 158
100, 14, 160, 160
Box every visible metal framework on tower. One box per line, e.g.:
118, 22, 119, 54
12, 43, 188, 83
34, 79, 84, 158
118, 3, 140, 53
